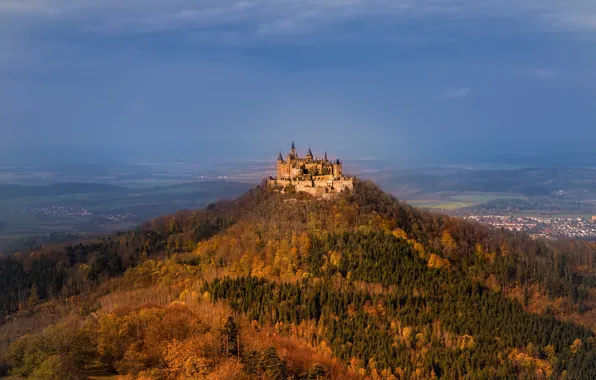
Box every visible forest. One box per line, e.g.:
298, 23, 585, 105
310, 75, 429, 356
0, 180, 595, 379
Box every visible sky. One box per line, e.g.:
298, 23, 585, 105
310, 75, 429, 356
1, 1, 596, 165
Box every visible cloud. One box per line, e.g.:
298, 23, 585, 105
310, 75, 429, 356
1, 0, 596, 37
445, 87, 471, 99
1, 0, 596, 71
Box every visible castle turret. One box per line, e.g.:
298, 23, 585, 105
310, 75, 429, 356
333, 159, 343, 178
277, 151, 288, 179
306, 147, 313, 161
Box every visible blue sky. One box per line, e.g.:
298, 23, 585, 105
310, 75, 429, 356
1, 1, 595, 165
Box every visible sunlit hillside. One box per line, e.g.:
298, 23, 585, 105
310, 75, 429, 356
1, 181, 596, 379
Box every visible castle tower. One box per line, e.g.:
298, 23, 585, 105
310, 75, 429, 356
289, 141, 297, 159
306, 147, 313, 162
333, 159, 343, 178
277, 151, 288, 179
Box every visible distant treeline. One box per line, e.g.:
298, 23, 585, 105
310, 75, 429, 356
1, 232, 85, 254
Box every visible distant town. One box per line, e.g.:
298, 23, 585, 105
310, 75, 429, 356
20, 206, 133, 222
466, 215, 596, 240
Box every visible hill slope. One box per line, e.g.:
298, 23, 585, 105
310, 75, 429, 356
1, 180, 596, 379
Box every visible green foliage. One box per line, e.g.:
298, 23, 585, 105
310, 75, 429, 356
30, 354, 82, 380
258, 347, 287, 380
350, 181, 596, 303
7, 321, 96, 378
205, 228, 596, 379
243, 350, 261, 375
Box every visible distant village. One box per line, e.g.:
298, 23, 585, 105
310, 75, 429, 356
466, 215, 596, 240
20, 206, 133, 222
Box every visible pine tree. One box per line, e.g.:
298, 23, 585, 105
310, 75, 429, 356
223, 316, 240, 358
258, 347, 287, 379
308, 364, 326, 379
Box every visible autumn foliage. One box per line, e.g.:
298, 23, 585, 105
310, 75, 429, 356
1, 180, 596, 378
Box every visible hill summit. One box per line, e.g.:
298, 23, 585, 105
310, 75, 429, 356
1, 180, 596, 379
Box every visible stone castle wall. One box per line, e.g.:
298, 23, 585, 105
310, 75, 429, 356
267, 177, 354, 198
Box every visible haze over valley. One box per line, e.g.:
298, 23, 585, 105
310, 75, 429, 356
3, 151, 596, 252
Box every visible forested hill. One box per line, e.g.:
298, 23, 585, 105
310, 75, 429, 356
1, 180, 596, 379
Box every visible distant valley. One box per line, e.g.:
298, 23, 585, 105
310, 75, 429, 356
3, 162, 596, 252
0, 180, 251, 253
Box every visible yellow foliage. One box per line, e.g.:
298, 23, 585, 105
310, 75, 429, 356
543, 344, 556, 363
297, 232, 311, 257
500, 243, 510, 256
427, 254, 450, 270
570, 338, 583, 354
475, 243, 495, 264
412, 241, 426, 258
392, 229, 407, 239
459, 335, 475, 350
508, 348, 553, 378
415, 333, 426, 348
400, 326, 413, 347
348, 357, 363, 373
412, 368, 424, 380
329, 250, 341, 267
274, 241, 299, 278
206, 359, 248, 380
378, 217, 396, 233
394, 367, 405, 379
441, 231, 457, 250
165, 338, 212, 379
381, 368, 397, 380
317, 340, 333, 357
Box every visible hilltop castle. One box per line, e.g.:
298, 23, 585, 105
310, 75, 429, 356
267, 142, 354, 198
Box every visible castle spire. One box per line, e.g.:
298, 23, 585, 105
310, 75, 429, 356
324, 151, 328, 161
277, 151, 283, 161
307, 146, 313, 158
291, 141, 295, 150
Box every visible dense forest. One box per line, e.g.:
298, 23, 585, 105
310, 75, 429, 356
1, 180, 596, 378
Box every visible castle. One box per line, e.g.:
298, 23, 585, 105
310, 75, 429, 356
267, 142, 354, 198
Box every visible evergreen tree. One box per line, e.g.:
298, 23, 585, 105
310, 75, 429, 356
222, 316, 240, 358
